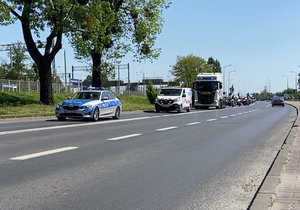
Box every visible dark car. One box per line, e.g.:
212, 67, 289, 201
271, 96, 285, 107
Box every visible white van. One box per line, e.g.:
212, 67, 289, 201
155, 87, 193, 113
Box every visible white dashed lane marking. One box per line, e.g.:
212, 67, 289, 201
107, 134, 142, 141
220, 116, 229, 119
10, 147, 78, 160
186, 122, 202, 126
206, 119, 217, 122
156, 126, 178, 131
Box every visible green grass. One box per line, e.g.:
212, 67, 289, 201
0, 92, 153, 119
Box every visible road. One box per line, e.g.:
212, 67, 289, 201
0, 101, 296, 210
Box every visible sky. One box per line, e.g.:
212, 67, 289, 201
1, 0, 300, 95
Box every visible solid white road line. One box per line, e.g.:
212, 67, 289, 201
186, 122, 202, 126
10, 147, 78, 160
156, 126, 178, 131
107, 133, 142, 141
0, 116, 156, 136
206, 119, 217, 122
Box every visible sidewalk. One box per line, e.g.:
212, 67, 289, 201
250, 101, 300, 210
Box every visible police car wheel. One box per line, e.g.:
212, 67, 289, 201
92, 107, 100, 121
113, 106, 121, 119
57, 117, 66, 121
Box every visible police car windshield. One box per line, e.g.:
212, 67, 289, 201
159, 88, 182, 96
72, 92, 100, 100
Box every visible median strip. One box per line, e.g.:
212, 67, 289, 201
107, 133, 142, 141
10, 147, 78, 160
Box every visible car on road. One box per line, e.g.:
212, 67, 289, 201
271, 95, 285, 107
55, 87, 121, 121
155, 87, 193, 113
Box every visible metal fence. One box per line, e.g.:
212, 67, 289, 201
0, 79, 147, 96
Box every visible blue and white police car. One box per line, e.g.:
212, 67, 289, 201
55, 87, 121, 121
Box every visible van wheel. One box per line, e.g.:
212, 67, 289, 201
178, 105, 183, 113
187, 104, 191, 112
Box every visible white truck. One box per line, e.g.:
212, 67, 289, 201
192, 72, 226, 109
155, 87, 193, 113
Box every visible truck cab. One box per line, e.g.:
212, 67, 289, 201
193, 73, 226, 109
155, 87, 193, 113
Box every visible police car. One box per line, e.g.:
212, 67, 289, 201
55, 87, 121, 121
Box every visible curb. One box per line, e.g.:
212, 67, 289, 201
248, 103, 299, 209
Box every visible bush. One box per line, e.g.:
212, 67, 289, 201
146, 81, 157, 104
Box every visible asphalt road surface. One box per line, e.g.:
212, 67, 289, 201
0, 101, 296, 210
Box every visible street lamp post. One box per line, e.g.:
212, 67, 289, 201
290, 71, 297, 93
265, 78, 271, 93
282, 75, 289, 90
222, 64, 232, 95
228, 70, 237, 95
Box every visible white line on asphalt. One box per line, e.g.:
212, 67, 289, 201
230, 114, 237, 117
238, 112, 244, 115
243, 112, 249, 114
10, 147, 78, 160
186, 122, 202, 126
206, 119, 217, 122
0, 116, 156, 136
220, 116, 229, 119
107, 133, 142, 141
156, 126, 178, 131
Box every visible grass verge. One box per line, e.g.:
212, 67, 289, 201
0, 92, 154, 119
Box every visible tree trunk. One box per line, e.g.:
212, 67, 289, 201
92, 53, 102, 87
38, 62, 54, 105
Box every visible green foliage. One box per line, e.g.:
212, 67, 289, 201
171, 54, 212, 87
207, 57, 221, 73
0, 92, 73, 107
0, 0, 90, 105
68, 0, 170, 86
146, 81, 157, 104
0, 42, 37, 80
118, 95, 153, 111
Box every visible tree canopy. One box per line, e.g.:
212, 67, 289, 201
171, 54, 212, 88
207, 57, 221, 73
68, 0, 170, 87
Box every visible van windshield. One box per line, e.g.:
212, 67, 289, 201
158, 88, 182, 96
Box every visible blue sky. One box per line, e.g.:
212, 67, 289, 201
1, 0, 300, 94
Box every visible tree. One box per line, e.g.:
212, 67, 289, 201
4, 42, 37, 80
146, 80, 157, 104
0, 0, 88, 105
68, 0, 170, 87
207, 57, 221, 73
171, 54, 212, 87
